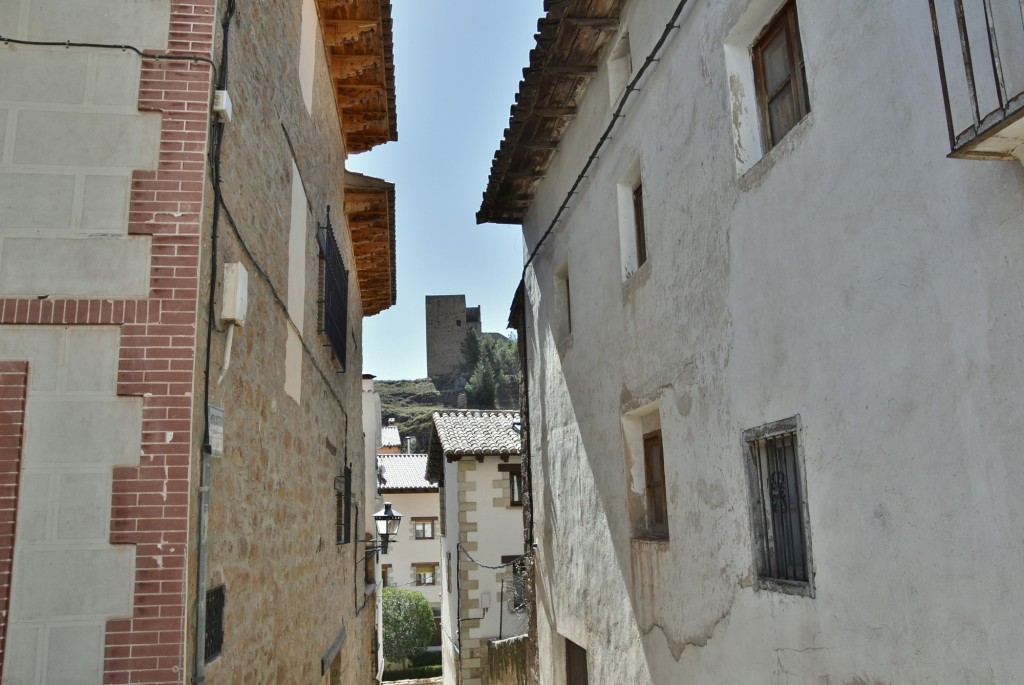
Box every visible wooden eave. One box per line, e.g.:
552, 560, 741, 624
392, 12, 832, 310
344, 171, 396, 316
316, 0, 398, 154
477, 0, 626, 225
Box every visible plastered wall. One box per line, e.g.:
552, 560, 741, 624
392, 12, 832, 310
521, 1, 1024, 684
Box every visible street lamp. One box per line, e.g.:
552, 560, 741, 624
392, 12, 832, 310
371, 501, 402, 556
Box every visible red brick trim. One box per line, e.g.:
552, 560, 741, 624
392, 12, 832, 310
0, 361, 28, 677
100, 2, 217, 683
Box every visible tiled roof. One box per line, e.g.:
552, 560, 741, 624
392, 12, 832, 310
381, 423, 401, 447
426, 410, 521, 483
377, 453, 435, 492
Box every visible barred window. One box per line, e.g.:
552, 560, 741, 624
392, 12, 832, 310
745, 417, 812, 592
205, 585, 225, 663
317, 209, 349, 371
336, 465, 351, 545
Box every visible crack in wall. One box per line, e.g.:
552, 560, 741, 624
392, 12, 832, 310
639, 592, 735, 662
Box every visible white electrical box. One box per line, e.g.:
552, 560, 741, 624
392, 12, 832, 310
221, 262, 248, 325
214, 89, 233, 122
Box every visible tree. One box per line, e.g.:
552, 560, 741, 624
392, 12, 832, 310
381, 587, 436, 665
461, 332, 519, 409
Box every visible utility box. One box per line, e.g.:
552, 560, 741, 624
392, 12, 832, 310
221, 262, 248, 325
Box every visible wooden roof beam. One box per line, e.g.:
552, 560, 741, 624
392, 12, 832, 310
329, 54, 380, 79
563, 16, 620, 29
323, 19, 379, 44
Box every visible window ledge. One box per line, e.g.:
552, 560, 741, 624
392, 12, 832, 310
754, 576, 814, 598
556, 332, 574, 357
622, 259, 652, 295
630, 535, 670, 547
737, 111, 815, 190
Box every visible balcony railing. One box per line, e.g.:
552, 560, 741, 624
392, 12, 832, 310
929, 0, 1024, 158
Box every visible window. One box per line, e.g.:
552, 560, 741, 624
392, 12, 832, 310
744, 417, 812, 592
617, 158, 647, 279
499, 463, 523, 507
510, 471, 523, 506
317, 209, 349, 371
642, 430, 668, 538
501, 555, 527, 613
623, 403, 669, 539
413, 518, 436, 540
553, 258, 572, 344
607, 31, 631, 107
381, 564, 393, 587
753, 1, 809, 151
632, 181, 647, 268
565, 639, 589, 685
205, 585, 225, 663
335, 465, 351, 545
414, 563, 438, 586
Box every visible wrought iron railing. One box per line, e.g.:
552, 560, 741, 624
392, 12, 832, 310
929, 0, 1024, 157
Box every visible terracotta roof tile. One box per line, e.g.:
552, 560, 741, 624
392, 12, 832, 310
426, 410, 521, 483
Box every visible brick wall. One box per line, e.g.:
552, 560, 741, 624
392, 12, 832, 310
0, 1, 215, 681
0, 362, 28, 676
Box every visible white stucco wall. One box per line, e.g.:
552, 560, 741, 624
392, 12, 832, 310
520, 1, 1024, 684
379, 490, 441, 609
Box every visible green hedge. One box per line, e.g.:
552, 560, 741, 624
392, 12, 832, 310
409, 651, 443, 667
382, 664, 443, 681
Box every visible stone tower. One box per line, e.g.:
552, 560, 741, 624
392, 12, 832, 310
425, 295, 482, 379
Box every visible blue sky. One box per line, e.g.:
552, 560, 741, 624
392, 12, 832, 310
348, 1, 544, 380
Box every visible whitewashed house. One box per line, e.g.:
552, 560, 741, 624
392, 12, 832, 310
480, 1, 1024, 684
376, 452, 442, 649
427, 410, 524, 685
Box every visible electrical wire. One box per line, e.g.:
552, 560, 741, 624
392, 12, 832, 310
520, 0, 692, 277
457, 542, 531, 570
0, 34, 217, 81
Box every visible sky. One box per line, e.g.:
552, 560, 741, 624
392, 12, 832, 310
348, 1, 545, 380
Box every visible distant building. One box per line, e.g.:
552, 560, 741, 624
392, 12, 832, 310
427, 410, 524, 685
425, 295, 481, 380
377, 452, 442, 651
380, 417, 403, 454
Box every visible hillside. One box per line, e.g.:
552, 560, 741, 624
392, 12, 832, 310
376, 379, 445, 454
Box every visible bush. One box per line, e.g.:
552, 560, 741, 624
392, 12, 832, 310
409, 651, 442, 667
382, 664, 443, 681
381, 587, 436, 665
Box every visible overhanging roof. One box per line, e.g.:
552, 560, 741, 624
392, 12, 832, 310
426, 410, 522, 483
477, 0, 626, 225
316, 0, 398, 154
344, 170, 396, 316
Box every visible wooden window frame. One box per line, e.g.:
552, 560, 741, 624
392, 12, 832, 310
752, 1, 809, 151
632, 180, 647, 268
643, 430, 669, 538
414, 562, 438, 586
381, 563, 393, 587
413, 517, 436, 540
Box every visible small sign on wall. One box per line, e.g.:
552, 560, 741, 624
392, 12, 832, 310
208, 404, 224, 457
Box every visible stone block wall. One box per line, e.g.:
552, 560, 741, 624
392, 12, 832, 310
426, 295, 482, 381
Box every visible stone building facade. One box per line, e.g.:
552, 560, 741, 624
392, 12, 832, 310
0, 0, 397, 683
427, 410, 524, 685
482, 1, 1024, 684
425, 295, 481, 381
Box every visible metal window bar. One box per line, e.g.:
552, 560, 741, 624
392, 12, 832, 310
335, 465, 351, 544
753, 433, 808, 583
317, 207, 348, 371
204, 585, 225, 663
929, 0, 1024, 154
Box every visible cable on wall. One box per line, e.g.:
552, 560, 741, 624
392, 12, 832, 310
520, 0, 692, 277
0, 34, 217, 77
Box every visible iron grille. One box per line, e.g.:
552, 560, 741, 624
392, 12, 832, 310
205, 585, 225, 663
317, 207, 348, 371
335, 464, 351, 544
749, 431, 809, 583
928, 0, 1024, 155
